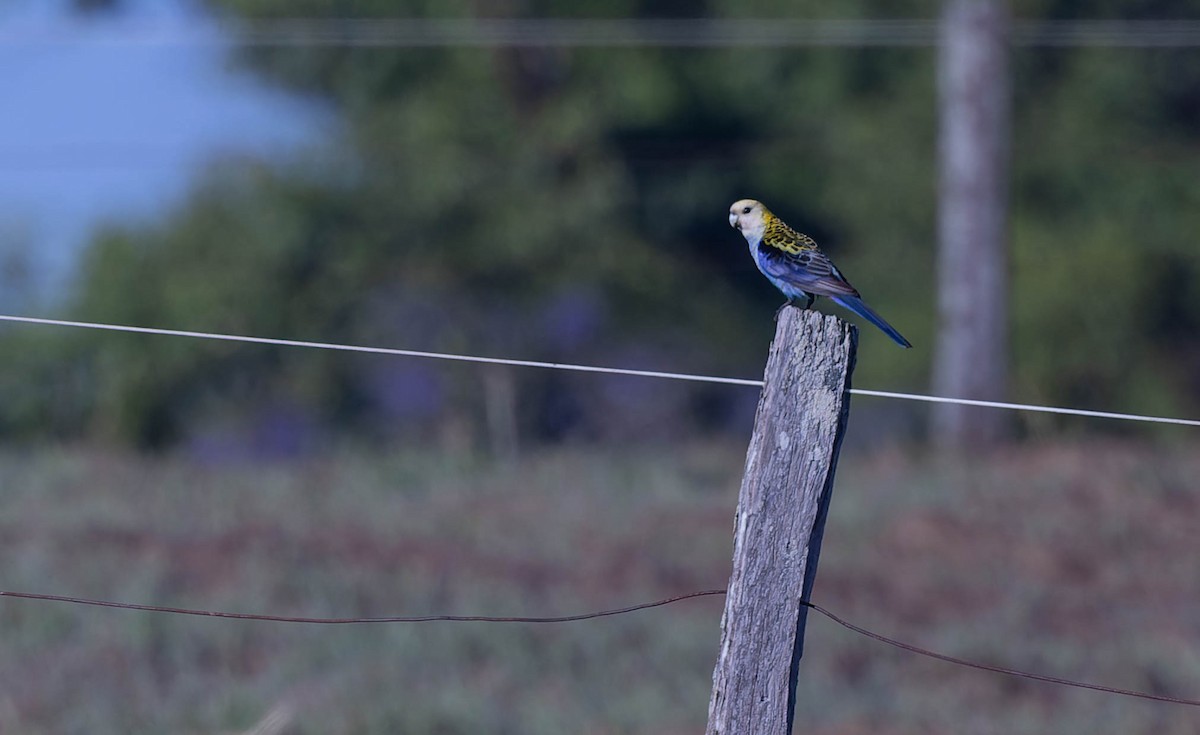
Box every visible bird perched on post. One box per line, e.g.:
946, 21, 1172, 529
728, 198, 912, 348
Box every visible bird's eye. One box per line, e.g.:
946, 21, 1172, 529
742, 206, 751, 214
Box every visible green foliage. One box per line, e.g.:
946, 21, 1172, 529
1011, 47, 1200, 419
2, 1, 1198, 447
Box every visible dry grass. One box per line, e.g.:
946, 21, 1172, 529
0, 439, 1197, 733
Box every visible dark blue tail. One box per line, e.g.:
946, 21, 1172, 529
830, 295, 912, 348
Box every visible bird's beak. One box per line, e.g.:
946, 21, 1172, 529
728, 212, 739, 229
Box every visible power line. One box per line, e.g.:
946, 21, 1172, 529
2, 586, 1197, 707
1015, 20, 1200, 46
2, 313, 1198, 427
3, 19, 1200, 48
0, 146, 268, 173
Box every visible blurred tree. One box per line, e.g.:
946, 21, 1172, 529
2, 0, 1198, 450
4, 0, 936, 450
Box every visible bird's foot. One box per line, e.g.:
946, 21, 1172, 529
774, 297, 813, 322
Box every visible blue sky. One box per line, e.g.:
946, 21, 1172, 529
0, 0, 331, 303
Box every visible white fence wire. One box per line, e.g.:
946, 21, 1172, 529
2, 314, 1197, 428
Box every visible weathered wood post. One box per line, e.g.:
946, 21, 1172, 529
706, 308, 858, 735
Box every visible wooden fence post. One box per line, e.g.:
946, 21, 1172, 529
705, 308, 858, 735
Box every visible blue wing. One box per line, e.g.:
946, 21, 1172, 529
755, 242, 859, 298
755, 242, 912, 348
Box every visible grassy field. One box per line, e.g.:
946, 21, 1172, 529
0, 439, 1198, 733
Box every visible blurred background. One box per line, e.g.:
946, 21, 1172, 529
0, 0, 1198, 733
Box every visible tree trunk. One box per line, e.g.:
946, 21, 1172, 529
933, 0, 1011, 448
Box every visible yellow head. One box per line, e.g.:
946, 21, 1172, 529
728, 199, 769, 243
